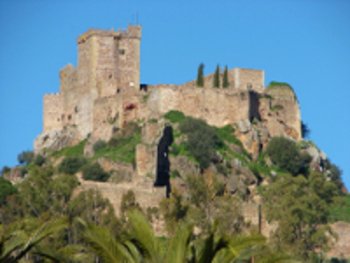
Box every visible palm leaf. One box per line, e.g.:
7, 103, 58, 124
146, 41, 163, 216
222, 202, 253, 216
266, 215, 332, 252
1, 217, 67, 263
127, 210, 163, 263
167, 224, 193, 263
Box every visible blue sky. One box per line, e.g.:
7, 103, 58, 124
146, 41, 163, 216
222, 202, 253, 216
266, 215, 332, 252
0, 0, 349, 190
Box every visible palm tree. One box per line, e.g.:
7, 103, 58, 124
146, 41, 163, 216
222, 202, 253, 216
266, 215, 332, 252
0, 217, 67, 263
79, 210, 296, 263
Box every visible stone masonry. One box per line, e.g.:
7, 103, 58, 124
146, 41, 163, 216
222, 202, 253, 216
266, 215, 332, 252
35, 25, 302, 165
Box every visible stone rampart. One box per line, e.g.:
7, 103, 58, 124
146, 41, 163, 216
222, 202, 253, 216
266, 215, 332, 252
146, 84, 251, 127
43, 93, 64, 132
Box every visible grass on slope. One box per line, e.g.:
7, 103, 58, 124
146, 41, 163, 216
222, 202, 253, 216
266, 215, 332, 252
53, 140, 86, 158
93, 132, 141, 164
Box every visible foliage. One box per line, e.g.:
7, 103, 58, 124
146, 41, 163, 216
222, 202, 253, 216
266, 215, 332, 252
59, 156, 87, 175
0, 217, 68, 263
261, 172, 339, 260
222, 65, 229, 88
53, 139, 86, 158
160, 190, 188, 234
213, 64, 220, 88
301, 121, 310, 138
94, 126, 141, 164
93, 139, 107, 152
34, 154, 45, 166
1, 166, 11, 175
68, 189, 119, 233
17, 150, 34, 165
265, 137, 311, 175
0, 177, 17, 205
268, 81, 293, 89
164, 110, 186, 123
215, 125, 240, 146
323, 160, 345, 192
12, 168, 79, 218
196, 63, 205, 87
179, 117, 222, 169
82, 162, 110, 182
120, 190, 141, 217
329, 194, 350, 222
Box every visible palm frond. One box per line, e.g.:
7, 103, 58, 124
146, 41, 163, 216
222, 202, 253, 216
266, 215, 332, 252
167, 224, 193, 263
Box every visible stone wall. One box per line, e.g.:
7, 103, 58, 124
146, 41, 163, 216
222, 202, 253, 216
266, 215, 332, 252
43, 93, 64, 132
92, 96, 121, 141
233, 68, 264, 92
146, 84, 251, 127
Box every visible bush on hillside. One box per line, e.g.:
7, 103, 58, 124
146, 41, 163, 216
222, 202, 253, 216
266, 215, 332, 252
59, 157, 87, 175
82, 162, 110, 182
93, 140, 107, 152
34, 154, 45, 166
0, 177, 17, 205
179, 117, 222, 169
265, 137, 311, 176
17, 151, 34, 165
164, 110, 186, 123
1, 166, 11, 176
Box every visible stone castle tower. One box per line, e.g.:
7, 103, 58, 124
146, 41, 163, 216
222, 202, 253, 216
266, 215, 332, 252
35, 25, 301, 162
41, 26, 141, 140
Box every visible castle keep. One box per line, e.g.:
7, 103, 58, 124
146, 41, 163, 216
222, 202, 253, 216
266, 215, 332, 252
35, 25, 301, 171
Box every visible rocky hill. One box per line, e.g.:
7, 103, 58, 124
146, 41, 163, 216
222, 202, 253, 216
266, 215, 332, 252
1, 25, 349, 262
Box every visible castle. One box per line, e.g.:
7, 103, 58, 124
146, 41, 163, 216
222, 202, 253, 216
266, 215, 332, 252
35, 25, 301, 175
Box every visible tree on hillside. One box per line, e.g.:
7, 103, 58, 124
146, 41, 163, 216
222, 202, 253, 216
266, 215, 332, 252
266, 137, 311, 176
261, 172, 339, 260
223, 65, 229, 88
17, 151, 34, 165
179, 117, 222, 169
196, 63, 205, 87
213, 64, 220, 88
0, 177, 17, 205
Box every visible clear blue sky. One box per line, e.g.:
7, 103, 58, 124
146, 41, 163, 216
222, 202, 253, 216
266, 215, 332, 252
0, 0, 349, 190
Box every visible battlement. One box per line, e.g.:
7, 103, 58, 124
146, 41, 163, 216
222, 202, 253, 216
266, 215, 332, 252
77, 25, 141, 44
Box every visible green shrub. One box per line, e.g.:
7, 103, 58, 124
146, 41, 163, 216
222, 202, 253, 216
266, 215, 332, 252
329, 195, 350, 222
268, 81, 292, 89
266, 137, 311, 176
59, 157, 87, 175
17, 151, 34, 165
179, 117, 222, 169
1, 166, 11, 175
34, 154, 45, 166
82, 163, 110, 182
164, 110, 186, 123
93, 140, 107, 152
0, 177, 17, 205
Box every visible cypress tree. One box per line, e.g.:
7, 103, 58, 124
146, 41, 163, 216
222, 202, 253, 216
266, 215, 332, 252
196, 63, 205, 87
223, 65, 230, 88
213, 64, 220, 88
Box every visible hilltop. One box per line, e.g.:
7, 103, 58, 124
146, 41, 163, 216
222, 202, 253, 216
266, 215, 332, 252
1, 25, 350, 262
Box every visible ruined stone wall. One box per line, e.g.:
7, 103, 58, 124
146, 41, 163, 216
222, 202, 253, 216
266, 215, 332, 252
92, 96, 122, 141
146, 85, 251, 127
259, 86, 301, 141
233, 68, 264, 92
43, 93, 64, 132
